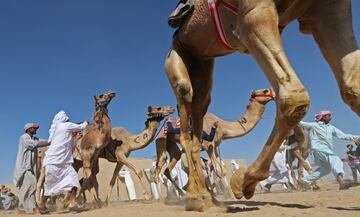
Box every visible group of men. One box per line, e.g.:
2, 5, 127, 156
13, 111, 89, 214
261, 110, 360, 191
11, 108, 360, 214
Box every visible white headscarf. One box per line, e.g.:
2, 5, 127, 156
48, 110, 69, 142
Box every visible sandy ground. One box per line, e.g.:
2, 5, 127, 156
3, 159, 360, 217
2, 182, 360, 217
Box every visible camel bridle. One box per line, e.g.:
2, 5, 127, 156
251, 88, 275, 100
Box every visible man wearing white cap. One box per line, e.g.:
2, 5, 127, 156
13, 123, 50, 213
300, 110, 360, 190
38, 111, 88, 213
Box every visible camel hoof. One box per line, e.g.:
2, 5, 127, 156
230, 168, 245, 199
185, 194, 206, 212
144, 194, 151, 201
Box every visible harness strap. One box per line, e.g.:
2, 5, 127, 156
208, 0, 287, 50
208, 0, 235, 50
251, 88, 274, 99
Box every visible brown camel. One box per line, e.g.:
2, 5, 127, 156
98, 106, 175, 203
286, 125, 312, 186
154, 88, 275, 196
35, 91, 115, 207
74, 91, 116, 207
165, 0, 359, 210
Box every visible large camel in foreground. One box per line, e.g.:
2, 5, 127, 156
74, 91, 116, 207
165, 0, 359, 211
154, 88, 275, 195
99, 106, 175, 203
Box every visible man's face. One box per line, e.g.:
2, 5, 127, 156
347, 146, 353, 150
322, 114, 332, 123
28, 127, 37, 135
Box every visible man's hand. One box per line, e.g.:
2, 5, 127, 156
355, 138, 360, 146
213, 121, 219, 128
37, 141, 50, 148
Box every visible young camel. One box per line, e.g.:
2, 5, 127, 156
154, 88, 275, 196
165, 0, 359, 211
99, 106, 175, 204
74, 91, 116, 207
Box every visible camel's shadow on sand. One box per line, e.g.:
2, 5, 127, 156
222, 200, 313, 213
328, 206, 360, 211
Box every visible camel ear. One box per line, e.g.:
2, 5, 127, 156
94, 95, 97, 102
147, 106, 152, 112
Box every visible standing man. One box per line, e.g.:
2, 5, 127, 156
300, 111, 360, 190
260, 139, 295, 191
38, 111, 88, 213
13, 123, 50, 213
344, 144, 360, 183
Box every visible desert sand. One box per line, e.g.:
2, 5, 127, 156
2, 158, 359, 217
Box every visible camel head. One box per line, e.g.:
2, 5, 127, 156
93, 90, 116, 124
80, 91, 116, 178
94, 90, 116, 110
146, 106, 175, 121
251, 88, 275, 104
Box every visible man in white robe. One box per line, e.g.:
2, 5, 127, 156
13, 123, 50, 213
260, 140, 295, 191
38, 111, 88, 213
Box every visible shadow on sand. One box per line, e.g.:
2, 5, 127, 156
328, 206, 360, 211
221, 200, 313, 213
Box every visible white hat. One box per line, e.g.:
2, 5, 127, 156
24, 123, 40, 131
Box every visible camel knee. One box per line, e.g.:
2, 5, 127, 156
175, 79, 193, 103
341, 85, 360, 114
278, 89, 310, 125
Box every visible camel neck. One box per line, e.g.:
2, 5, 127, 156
129, 119, 161, 151
219, 98, 266, 140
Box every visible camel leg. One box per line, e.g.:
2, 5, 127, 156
205, 145, 231, 198
105, 162, 123, 204
301, 0, 360, 115
162, 146, 185, 196
164, 48, 200, 200
287, 151, 298, 186
118, 155, 151, 200
36, 166, 45, 204
207, 144, 226, 179
188, 58, 216, 209
230, 1, 310, 199
154, 138, 167, 183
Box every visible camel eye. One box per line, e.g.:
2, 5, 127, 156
99, 94, 104, 98
263, 89, 268, 94
157, 107, 161, 111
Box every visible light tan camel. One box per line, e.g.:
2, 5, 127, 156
35, 91, 116, 208
154, 88, 275, 196
99, 106, 175, 203
165, 0, 359, 210
74, 91, 116, 207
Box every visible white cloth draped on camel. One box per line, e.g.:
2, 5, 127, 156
13, 133, 40, 212
43, 111, 88, 196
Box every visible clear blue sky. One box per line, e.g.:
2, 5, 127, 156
1, 1, 359, 183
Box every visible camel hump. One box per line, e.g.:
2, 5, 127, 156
111, 127, 129, 138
